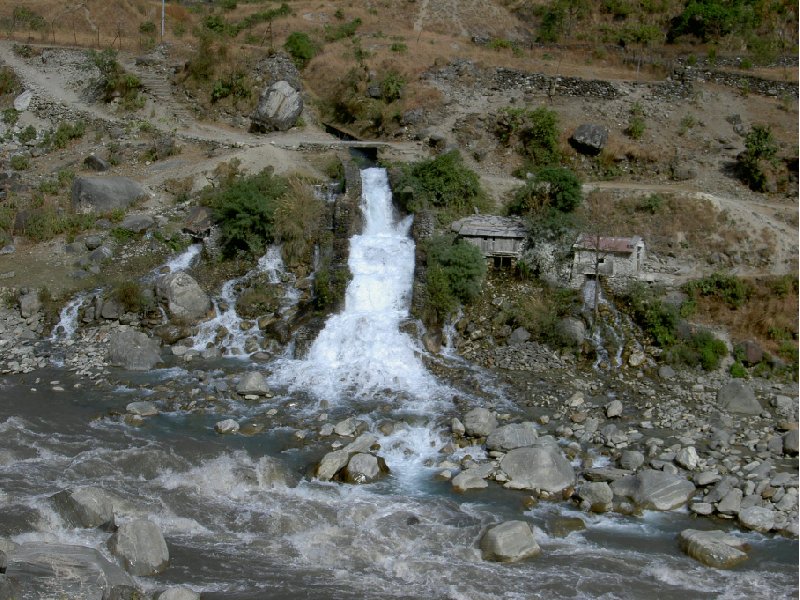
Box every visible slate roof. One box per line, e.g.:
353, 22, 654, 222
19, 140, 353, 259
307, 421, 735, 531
451, 215, 527, 238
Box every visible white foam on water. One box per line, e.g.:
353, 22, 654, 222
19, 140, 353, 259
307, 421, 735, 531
162, 243, 202, 274
50, 291, 92, 342
192, 245, 294, 355
270, 168, 440, 404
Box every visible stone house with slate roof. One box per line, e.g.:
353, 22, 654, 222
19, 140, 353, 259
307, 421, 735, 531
451, 215, 528, 267
571, 234, 645, 289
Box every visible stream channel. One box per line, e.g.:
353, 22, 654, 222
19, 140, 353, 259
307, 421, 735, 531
0, 169, 797, 599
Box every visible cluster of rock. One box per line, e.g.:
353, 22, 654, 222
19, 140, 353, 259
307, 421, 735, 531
0, 289, 48, 374
0, 486, 195, 600
434, 387, 797, 565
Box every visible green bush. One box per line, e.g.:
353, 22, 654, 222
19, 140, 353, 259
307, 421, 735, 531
622, 282, 678, 347
211, 72, 250, 103
424, 235, 486, 321
390, 42, 408, 53
671, 330, 728, 370
495, 106, 560, 166
86, 49, 142, 105
284, 31, 319, 68
324, 17, 362, 42
313, 260, 349, 310
0, 66, 21, 96
188, 34, 218, 81
11, 6, 46, 31
20, 208, 95, 242
684, 272, 752, 309
508, 167, 582, 215
2, 108, 18, 126
395, 150, 488, 217
203, 168, 288, 258
17, 124, 36, 144
737, 124, 778, 191
48, 121, 85, 149
10, 155, 29, 170
380, 71, 405, 102
139, 21, 156, 35
729, 361, 747, 378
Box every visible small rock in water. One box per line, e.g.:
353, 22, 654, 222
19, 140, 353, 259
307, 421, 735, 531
464, 408, 497, 437
451, 417, 466, 436
126, 401, 158, 416
605, 400, 623, 418
214, 419, 239, 434
158, 587, 200, 600
737, 506, 775, 533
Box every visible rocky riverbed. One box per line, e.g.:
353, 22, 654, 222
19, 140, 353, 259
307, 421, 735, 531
0, 276, 797, 599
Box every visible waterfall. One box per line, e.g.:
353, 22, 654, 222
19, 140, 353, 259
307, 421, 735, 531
50, 291, 90, 342
270, 168, 438, 404
582, 279, 642, 369
163, 243, 202, 273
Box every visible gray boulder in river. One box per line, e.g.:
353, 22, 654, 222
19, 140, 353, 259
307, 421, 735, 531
486, 422, 538, 451
157, 272, 212, 322
4, 542, 137, 599
500, 439, 575, 494
108, 328, 163, 371
678, 529, 748, 569
71, 176, 148, 214
480, 521, 541, 562
611, 469, 696, 511
463, 407, 497, 437
108, 519, 169, 576
50, 486, 122, 528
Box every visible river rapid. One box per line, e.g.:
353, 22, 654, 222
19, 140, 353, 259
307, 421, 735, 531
0, 169, 797, 599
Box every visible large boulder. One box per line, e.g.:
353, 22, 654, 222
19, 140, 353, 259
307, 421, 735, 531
738, 506, 775, 533
463, 408, 497, 438
343, 453, 388, 484
479, 521, 541, 562
107, 519, 169, 576
50, 487, 122, 528
250, 81, 303, 133
157, 272, 211, 322
717, 381, 762, 415
500, 440, 575, 494
558, 317, 586, 347
158, 587, 200, 600
316, 433, 379, 482
452, 463, 494, 492
569, 124, 608, 156
119, 213, 155, 233
236, 371, 270, 396
576, 481, 613, 512
486, 422, 538, 451
611, 469, 695, 511
5, 542, 137, 599
108, 328, 162, 371
18, 291, 41, 318
71, 177, 148, 214
678, 529, 748, 569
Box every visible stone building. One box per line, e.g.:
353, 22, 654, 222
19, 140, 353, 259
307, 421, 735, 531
451, 215, 527, 267
571, 234, 645, 288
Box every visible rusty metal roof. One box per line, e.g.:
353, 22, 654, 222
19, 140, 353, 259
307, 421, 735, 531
574, 234, 643, 253
451, 215, 527, 238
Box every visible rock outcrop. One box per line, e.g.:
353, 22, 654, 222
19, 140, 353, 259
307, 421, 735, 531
71, 177, 148, 214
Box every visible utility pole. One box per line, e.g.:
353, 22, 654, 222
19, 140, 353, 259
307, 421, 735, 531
161, 0, 165, 41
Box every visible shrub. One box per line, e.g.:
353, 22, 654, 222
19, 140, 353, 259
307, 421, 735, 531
139, 21, 156, 35
211, 72, 250, 103
324, 17, 362, 42
621, 282, 678, 347
730, 361, 747, 377
313, 260, 349, 310
203, 168, 288, 258
626, 103, 646, 140
2, 108, 18, 126
508, 167, 582, 215
670, 330, 728, 370
284, 31, 319, 68
0, 66, 21, 96
273, 178, 324, 267
395, 150, 488, 216
49, 120, 85, 149
390, 42, 408, 53
17, 124, 36, 144
684, 272, 752, 309
10, 155, 29, 170
20, 207, 95, 242
188, 33, 219, 81
11, 6, 46, 31
511, 286, 578, 347
738, 124, 778, 191
380, 71, 405, 102
668, 0, 756, 42
495, 106, 560, 166
424, 235, 486, 321
86, 49, 142, 105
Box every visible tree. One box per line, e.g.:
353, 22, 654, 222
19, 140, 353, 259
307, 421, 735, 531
738, 124, 778, 191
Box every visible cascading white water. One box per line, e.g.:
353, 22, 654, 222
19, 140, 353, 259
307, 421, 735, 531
270, 168, 438, 404
163, 243, 203, 273
193, 245, 296, 354
582, 279, 643, 369
50, 292, 90, 342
